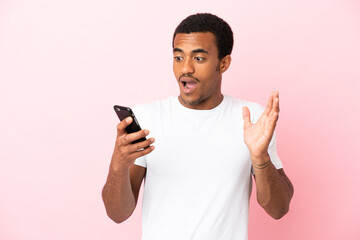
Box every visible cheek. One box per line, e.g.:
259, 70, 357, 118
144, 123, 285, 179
173, 65, 180, 78
199, 64, 219, 81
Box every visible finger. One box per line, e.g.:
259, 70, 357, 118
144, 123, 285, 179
273, 93, 280, 113
269, 91, 280, 116
274, 91, 279, 98
117, 117, 133, 137
242, 106, 251, 128
129, 137, 155, 152
263, 93, 274, 116
268, 112, 279, 133
130, 145, 155, 160
122, 129, 150, 144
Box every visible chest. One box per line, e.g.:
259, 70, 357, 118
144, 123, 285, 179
145, 112, 252, 179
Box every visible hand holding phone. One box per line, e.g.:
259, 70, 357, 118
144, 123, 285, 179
111, 105, 155, 170
114, 105, 147, 145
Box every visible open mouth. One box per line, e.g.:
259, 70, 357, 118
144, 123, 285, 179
180, 79, 197, 93
181, 81, 195, 89
181, 76, 198, 87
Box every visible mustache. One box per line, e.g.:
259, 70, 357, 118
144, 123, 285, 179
179, 74, 199, 82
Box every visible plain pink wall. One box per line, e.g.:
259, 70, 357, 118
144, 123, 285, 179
1, 0, 359, 239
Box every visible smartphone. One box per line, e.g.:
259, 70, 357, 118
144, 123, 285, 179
113, 105, 147, 145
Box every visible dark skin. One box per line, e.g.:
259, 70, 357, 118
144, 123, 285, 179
172, 33, 230, 110
102, 32, 293, 223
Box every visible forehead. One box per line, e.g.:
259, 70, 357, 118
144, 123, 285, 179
173, 32, 217, 53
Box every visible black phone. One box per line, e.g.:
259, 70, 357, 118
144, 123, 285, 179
113, 105, 147, 145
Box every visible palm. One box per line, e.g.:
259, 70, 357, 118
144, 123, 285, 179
243, 92, 280, 156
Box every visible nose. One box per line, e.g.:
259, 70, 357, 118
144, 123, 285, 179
181, 58, 195, 75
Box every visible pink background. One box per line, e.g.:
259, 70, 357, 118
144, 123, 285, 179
1, 0, 359, 239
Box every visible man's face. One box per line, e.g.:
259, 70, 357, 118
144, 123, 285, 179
173, 32, 224, 110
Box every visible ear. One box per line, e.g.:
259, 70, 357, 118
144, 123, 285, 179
219, 55, 232, 73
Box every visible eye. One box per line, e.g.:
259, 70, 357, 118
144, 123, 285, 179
194, 56, 205, 62
174, 56, 183, 62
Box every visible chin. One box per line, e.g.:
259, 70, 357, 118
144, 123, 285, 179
180, 94, 205, 106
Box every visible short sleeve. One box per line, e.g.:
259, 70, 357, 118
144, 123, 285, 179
134, 156, 147, 168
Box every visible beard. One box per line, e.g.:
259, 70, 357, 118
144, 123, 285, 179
179, 93, 206, 106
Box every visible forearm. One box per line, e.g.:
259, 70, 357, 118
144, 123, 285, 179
102, 166, 136, 223
252, 154, 293, 219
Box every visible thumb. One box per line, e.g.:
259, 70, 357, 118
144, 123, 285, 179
117, 117, 132, 137
242, 106, 251, 128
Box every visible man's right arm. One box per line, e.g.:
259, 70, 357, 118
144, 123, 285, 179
102, 117, 155, 223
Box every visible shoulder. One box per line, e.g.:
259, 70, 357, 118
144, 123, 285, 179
133, 96, 174, 112
132, 96, 175, 122
226, 95, 265, 113
225, 95, 265, 122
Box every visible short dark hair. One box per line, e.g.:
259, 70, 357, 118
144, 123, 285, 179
172, 13, 234, 59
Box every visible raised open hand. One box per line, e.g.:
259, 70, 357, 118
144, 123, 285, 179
242, 91, 280, 160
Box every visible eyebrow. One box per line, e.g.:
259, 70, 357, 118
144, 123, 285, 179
173, 48, 209, 54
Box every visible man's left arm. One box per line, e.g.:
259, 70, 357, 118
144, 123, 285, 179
252, 157, 294, 219
242, 91, 294, 219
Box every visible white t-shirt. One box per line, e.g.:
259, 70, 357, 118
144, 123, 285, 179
133, 95, 282, 240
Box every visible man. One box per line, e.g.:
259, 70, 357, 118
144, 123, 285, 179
102, 13, 294, 240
